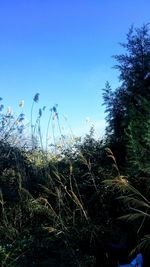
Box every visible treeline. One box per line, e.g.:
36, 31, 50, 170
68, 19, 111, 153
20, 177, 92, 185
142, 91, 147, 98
1, 25, 150, 266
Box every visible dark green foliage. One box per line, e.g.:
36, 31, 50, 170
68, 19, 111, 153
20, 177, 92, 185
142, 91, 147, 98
102, 25, 150, 266
103, 24, 150, 168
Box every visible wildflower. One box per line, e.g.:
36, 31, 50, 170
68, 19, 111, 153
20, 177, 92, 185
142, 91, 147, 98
33, 93, 40, 103
19, 100, 24, 108
7, 106, 12, 115
0, 97, 3, 101
39, 108, 42, 117
53, 106, 57, 113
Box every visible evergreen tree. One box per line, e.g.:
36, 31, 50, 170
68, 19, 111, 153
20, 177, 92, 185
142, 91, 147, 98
103, 24, 150, 169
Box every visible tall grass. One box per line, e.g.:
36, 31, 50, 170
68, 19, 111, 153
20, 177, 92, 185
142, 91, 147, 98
1, 93, 148, 266
0, 93, 106, 267
103, 148, 150, 256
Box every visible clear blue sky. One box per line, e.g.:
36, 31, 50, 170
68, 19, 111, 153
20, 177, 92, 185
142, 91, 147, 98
0, 0, 150, 141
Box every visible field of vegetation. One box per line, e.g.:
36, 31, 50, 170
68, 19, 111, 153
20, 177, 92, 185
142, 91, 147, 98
1, 25, 150, 266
